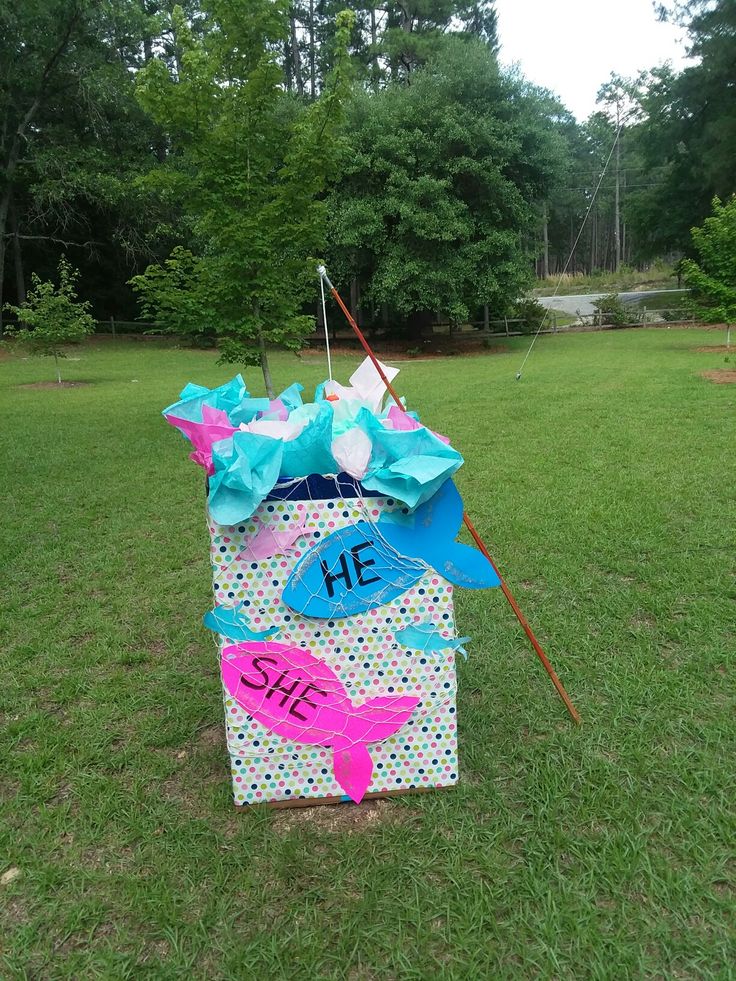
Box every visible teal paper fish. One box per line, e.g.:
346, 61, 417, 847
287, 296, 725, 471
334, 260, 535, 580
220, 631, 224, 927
394, 624, 470, 659
203, 605, 280, 643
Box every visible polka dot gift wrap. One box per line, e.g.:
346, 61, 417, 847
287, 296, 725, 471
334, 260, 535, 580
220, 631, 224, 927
209, 486, 459, 807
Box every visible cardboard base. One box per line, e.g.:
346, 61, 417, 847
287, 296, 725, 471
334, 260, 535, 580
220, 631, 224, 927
235, 784, 452, 810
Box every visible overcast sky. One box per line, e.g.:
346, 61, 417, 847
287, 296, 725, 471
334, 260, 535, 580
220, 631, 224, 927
493, 0, 691, 119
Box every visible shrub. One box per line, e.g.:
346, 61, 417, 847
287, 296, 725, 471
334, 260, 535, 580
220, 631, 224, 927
681, 195, 736, 324
592, 293, 633, 328
3, 257, 95, 383
511, 297, 548, 335
129, 247, 217, 348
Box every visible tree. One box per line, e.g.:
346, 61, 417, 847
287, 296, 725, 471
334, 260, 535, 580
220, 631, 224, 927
627, 0, 736, 258
131, 2, 353, 396
3, 257, 95, 383
680, 196, 736, 336
327, 39, 564, 331
290, 2, 498, 95
381, 1, 497, 81
0, 0, 177, 324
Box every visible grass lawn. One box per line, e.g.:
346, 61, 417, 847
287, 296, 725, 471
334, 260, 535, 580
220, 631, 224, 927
1, 331, 734, 978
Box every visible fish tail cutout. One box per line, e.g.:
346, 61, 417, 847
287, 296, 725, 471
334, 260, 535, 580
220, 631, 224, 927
377, 479, 462, 565
350, 695, 420, 742
332, 743, 374, 803
332, 696, 419, 801
413, 478, 464, 537
432, 541, 501, 589
380, 480, 499, 589
381, 478, 463, 538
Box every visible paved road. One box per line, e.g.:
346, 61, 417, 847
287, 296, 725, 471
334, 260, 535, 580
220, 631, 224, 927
537, 289, 689, 318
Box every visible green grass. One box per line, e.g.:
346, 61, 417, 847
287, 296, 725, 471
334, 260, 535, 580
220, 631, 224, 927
1, 332, 734, 979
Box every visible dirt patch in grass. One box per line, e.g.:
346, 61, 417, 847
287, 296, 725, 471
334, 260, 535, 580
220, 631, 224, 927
195, 723, 224, 751
694, 345, 734, 353
701, 369, 736, 384
19, 381, 92, 390
272, 798, 418, 834
0, 894, 31, 931
629, 613, 657, 629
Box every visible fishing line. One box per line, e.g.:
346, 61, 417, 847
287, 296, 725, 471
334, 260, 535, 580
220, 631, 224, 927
318, 265, 333, 382
515, 121, 625, 381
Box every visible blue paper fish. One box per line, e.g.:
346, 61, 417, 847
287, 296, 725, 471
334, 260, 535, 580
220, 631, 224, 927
281, 480, 500, 618
203, 605, 280, 643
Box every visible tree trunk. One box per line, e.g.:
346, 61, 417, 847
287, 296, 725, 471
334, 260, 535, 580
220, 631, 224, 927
290, 11, 304, 97
371, 8, 380, 93
309, 0, 316, 98
569, 214, 575, 275
0, 186, 10, 330
350, 276, 359, 325
614, 106, 622, 273
542, 203, 550, 279
256, 322, 275, 398
144, 34, 167, 162
10, 198, 26, 304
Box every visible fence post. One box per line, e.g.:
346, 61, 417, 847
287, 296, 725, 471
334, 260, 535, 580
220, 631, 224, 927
504, 316, 509, 337
110, 316, 116, 338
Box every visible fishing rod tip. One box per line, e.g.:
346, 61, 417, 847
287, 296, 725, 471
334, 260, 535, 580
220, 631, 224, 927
316, 264, 334, 290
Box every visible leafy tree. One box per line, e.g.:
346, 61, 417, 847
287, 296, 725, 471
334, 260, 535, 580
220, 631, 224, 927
327, 39, 563, 331
289, 2, 498, 95
680, 196, 736, 328
3, 257, 95, 383
627, 0, 736, 258
381, 1, 498, 80
0, 0, 170, 323
131, 1, 353, 396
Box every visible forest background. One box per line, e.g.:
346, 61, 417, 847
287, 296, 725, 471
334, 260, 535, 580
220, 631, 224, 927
1, 0, 734, 343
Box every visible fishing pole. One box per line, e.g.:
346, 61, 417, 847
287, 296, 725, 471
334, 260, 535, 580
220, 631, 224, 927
317, 264, 581, 725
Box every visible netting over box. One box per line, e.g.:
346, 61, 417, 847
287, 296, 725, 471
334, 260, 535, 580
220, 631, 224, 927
163, 358, 500, 807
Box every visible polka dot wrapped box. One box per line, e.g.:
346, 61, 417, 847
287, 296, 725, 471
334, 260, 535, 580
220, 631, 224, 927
163, 359, 501, 808
211, 485, 461, 806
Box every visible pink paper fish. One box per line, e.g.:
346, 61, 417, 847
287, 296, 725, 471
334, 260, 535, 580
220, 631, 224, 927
236, 510, 307, 561
221, 642, 420, 802
165, 405, 236, 475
